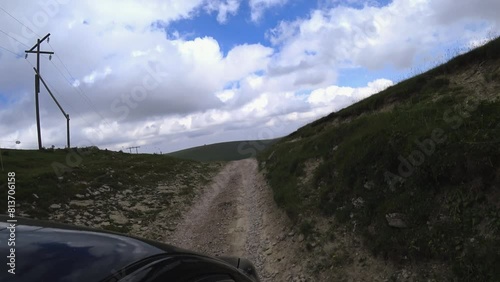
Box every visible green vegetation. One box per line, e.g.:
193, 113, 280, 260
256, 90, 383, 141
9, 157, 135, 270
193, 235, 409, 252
258, 37, 500, 280
0, 147, 217, 218
167, 139, 280, 161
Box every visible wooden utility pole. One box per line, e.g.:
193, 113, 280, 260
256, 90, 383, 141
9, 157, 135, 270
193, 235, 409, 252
25, 33, 54, 150
33, 67, 70, 148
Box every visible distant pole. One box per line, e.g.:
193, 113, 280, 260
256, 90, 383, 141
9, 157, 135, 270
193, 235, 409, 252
66, 114, 70, 148
25, 33, 54, 150
126, 146, 140, 154
0, 146, 3, 172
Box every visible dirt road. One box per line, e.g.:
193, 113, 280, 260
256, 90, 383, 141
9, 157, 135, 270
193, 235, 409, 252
165, 159, 311, 282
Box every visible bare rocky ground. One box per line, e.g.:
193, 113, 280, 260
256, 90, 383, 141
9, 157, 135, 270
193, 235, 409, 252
44, 162, 223, 241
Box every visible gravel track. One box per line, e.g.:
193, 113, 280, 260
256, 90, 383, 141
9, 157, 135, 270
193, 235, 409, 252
165, 159, 311, 282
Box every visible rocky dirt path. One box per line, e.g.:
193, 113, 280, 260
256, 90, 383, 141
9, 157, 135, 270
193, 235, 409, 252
164, 159, 311, 282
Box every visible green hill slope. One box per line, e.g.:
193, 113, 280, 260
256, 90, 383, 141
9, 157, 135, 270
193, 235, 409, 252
167, 139, 280, 161
258, 38, 500, 280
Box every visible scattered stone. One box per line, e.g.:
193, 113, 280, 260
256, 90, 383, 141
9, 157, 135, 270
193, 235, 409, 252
385, 213, 408, 228
119, 201, 131, 207
364, 181, 375, 190
109, 211, 129, 225
49, 204, 61, 209
352, 197, 365, 208
69, 200, 95, 207
131, 203, 151, 212
32, 193, 39, 199
75, 194, 85, 199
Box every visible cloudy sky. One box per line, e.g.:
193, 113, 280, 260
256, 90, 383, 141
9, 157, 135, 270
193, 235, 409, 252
0, 0, 498, 153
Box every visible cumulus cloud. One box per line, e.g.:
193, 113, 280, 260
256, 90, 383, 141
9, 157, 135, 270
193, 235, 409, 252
205, 0, 241, 23
249, 0, 288, 22
268, 0, 500, 71
0, 0, 499, 153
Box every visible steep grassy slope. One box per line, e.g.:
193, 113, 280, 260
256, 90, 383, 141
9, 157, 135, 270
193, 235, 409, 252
167, 139, 279, 161
258, 38, 500, 280
0, 147, 218, 219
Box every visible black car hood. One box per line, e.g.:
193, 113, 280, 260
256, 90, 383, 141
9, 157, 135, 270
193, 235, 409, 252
0, 219, 165, 282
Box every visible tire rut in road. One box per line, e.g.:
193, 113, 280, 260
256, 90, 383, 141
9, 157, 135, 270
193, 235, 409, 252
165, 159, 311, 282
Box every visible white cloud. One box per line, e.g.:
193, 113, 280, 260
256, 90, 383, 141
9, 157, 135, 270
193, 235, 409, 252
308, 78, 393, 107
0, 0, 499, 153
205, 0, 241, 23
268, 0, 500, 71
249, 0, 288, 22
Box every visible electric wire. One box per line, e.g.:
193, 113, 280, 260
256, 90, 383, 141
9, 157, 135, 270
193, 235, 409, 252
0, 5, 42, 38
0, 27, 30, 49
47, 42, 114, 128
0, 44, 21, 57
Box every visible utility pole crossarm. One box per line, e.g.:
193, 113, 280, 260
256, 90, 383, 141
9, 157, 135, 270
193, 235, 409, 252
25, 50, 54, 54
27, 33, 51, 52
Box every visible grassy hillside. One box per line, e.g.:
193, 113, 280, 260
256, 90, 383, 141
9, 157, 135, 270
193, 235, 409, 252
167, 139, 280, 161
258, 37, 500, 281
0, 147, 218, 220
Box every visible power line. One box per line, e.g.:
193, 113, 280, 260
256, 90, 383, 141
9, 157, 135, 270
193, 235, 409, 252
0, 44, 20, 57
43, 57, 109, 140
47, 43, 113, 128
47, 57, 111, 125
0, 5, 42, 38
0, 6, 116, 146
0, 27, 30, 49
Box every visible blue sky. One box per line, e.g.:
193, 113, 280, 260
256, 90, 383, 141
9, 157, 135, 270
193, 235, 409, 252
0, 0, 499, 152
167, 0, 321, 57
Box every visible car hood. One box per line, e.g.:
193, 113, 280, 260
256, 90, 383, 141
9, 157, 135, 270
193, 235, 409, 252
0, 218, 167, 282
